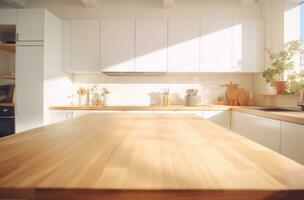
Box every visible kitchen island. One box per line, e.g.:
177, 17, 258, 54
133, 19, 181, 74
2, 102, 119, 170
0, 113, 304, 200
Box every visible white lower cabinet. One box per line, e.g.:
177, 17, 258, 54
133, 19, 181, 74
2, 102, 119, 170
15, 114, 43, 133
281, 122, 304, 165
231, 111, 251, 138
250, 115, 281, 152
203, 111, 230, 129
48, 111, 73, 124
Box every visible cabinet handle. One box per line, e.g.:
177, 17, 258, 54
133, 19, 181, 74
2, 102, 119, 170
16, 33, 19, 42
0, 116, 14, 119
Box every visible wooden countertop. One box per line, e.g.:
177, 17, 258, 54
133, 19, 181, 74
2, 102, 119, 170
49, 105, 304, 125
233, 107, 304, 125
0, 103, 15, 107
49, 105, 231, 111
0, 113, 304, 200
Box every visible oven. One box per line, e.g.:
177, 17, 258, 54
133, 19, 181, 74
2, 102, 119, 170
0, 106, 15, 137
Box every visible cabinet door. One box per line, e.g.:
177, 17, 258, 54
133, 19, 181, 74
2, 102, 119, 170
200, 20, 233, 72
203, 111, 231, 129
232, 20, 264, 72
135, 19, 167, 72
101, 19, 135, 72
250, 115, 281, 152
231, 111, 251, 138
70, 20, 100, 72
16, 45, 44, 115
17, 9, 44, 41
173, 111, 203, 119
168, 19, 200, 72
46, 111, 71, 125
62, 20, 71, 72
16, 46, 44, 132
281, 122, 304, 165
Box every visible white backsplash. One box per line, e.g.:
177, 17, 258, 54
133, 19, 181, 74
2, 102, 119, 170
71, 73, 254, 106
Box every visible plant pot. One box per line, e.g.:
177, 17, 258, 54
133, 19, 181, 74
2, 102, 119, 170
217, 100, 225, 105
275, 81, 288, 94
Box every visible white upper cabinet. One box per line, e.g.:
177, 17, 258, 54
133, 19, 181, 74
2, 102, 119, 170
61, 18, 264, 73
200, 20, 233, 72
135, 19, 168, 72
232, 20, 264, 72
101, 19, 135, 72
70, 20, 100, 72
17, 9, 45, 41
62, 20, 71, 72
168, 19, 200, 72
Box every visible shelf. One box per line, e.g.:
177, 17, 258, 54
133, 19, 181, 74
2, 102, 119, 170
259, 93, 300, 97
0, 44, 16, 53
0, 75, 15, 80
0, 103, 15, 107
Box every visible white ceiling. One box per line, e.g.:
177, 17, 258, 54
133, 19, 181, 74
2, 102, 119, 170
0, 0, 302, 9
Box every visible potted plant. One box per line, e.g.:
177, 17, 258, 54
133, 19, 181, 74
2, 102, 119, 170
262, 40, 303, 94
287, 71, 304, 94
90, 85, 110, 106
217, 95, 225, 105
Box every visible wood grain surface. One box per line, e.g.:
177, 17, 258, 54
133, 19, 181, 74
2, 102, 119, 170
1, 113, 304, 200
49, 105, 304, 125
233, 107, 304, 125
48, 105, 231, 111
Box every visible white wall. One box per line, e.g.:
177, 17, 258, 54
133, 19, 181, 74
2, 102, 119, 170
72, 73, 254, 106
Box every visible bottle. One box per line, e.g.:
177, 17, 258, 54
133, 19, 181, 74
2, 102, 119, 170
162, 89, 170, 106
86, 88, 90, 106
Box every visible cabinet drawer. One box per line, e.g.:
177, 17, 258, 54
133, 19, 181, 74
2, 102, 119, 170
281, 121, 304, 165
250, 115, 281, 152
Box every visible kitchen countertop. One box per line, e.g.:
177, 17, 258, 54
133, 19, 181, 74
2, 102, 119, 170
49, 105, 304, 125
0, 103, 15, 106
233, 107, 304, 125
0, 113, 304, 200
49, 105, 231, 111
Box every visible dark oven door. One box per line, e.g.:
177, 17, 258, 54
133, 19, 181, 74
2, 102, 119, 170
0, 116, 15, 137
0, 106, 15, 137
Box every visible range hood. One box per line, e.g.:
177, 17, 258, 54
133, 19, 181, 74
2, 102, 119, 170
103, 72, 167, 76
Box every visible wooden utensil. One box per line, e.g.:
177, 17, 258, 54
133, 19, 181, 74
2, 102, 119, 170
237, 88, 250, 106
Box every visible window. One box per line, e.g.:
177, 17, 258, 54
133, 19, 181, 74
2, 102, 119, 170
284, 2, 304, 72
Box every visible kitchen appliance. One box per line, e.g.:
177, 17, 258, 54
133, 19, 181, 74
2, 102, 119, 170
185, 89, 201, 106
0, 106, 15, 137
0, 84, 15, 103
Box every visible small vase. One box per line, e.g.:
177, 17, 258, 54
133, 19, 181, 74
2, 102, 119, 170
103, 95, 107, 106
78, 95, 87, 106
275, 81, 288, 94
